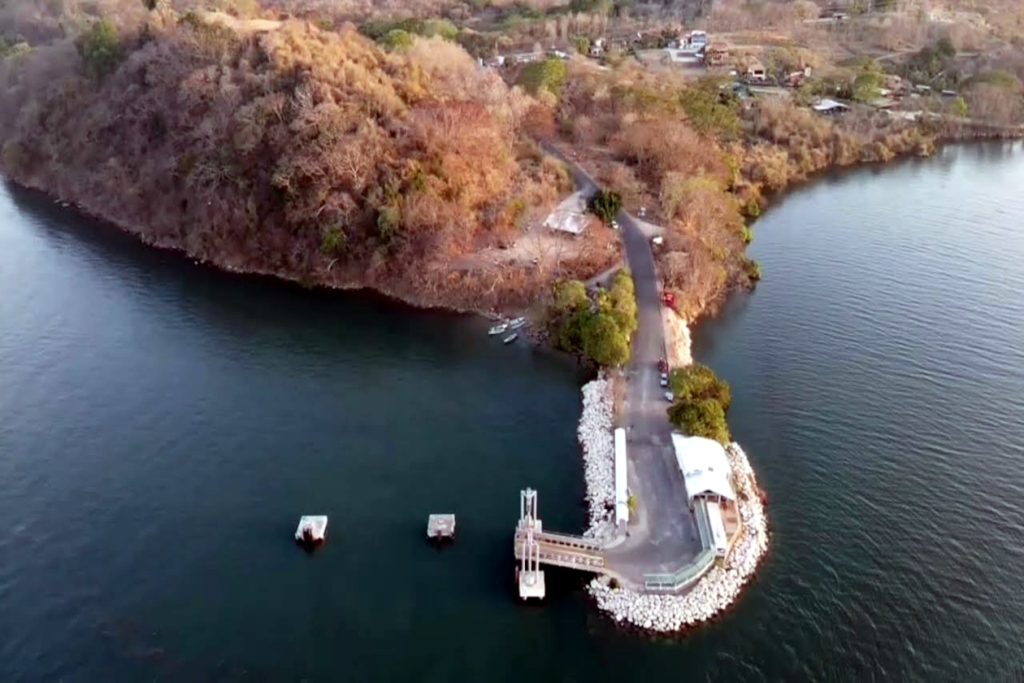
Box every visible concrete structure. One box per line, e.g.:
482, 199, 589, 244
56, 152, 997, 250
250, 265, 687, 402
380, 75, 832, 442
294, 515, 327, 545
513, 488, 606, 598
516, 488, 545, 599
427, 513, 456, 540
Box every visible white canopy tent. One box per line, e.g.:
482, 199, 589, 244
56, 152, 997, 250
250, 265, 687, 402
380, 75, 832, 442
671, 434, 735, 504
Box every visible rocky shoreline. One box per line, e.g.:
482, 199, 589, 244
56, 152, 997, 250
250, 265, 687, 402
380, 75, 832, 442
574, 337, 770, 633
576, 376, 617, 541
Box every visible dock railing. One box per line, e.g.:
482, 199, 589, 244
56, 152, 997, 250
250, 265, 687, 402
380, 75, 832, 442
642, 549, 716, 592
642, 499, 717, 592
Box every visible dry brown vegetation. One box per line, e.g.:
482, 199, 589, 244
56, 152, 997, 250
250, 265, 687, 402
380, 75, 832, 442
0, 3, 614, 312
543, 59, 950, 319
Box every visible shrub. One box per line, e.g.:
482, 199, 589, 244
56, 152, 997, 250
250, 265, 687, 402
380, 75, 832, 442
377, 204, 401, 243
380, 29, 414, 51
744, 258, 762, 282
321, 226, 347, 256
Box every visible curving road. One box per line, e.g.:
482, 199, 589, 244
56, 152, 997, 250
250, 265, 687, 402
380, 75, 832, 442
550, 148, 702, 587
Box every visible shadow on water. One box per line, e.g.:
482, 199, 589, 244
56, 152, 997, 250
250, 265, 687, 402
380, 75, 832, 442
5, 181, 587, 379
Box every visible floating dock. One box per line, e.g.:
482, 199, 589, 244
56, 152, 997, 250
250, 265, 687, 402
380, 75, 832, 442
427, 514, 456, 540
295, 515, 328, 546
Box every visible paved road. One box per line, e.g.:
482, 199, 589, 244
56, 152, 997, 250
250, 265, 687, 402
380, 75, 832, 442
548, 147, 702, 587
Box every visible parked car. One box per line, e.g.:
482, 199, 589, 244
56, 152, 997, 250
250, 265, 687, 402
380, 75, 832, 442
658, 359, 668, 373
610, 220, 620, 231
659, 373, 669, 388
663, 391, 674, 402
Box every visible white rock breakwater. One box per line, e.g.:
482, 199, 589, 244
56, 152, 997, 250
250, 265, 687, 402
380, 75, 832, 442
587, 442, 769, 632
576, 375, 616, 538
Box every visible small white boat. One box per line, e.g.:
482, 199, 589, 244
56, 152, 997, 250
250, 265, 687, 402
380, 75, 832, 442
503, 333, 518, 344
507, 317, 527, 330
488, 322, 508, 336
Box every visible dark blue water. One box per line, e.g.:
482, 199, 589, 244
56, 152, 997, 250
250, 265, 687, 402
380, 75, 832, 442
694, 142, 1024, 679
2, 142, 1024, 681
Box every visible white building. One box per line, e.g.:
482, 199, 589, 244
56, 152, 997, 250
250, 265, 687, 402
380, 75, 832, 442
672, 434, 735, 505
672, 434, 736, 557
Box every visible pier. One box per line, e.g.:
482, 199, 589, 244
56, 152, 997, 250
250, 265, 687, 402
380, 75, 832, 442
514, 488, 607, 598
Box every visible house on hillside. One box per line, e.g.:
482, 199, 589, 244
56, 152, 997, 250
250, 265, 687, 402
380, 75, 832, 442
745, 60, 767, 83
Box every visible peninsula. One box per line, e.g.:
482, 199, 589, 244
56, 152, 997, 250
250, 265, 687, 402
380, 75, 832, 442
1, 0, 1022, 635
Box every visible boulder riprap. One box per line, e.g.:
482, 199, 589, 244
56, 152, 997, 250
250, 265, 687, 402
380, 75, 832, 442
577, 374, 616, 538
586, 443, 769, 632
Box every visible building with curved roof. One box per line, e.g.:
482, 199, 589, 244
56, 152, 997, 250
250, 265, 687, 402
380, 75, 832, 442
671, 434, 735, 505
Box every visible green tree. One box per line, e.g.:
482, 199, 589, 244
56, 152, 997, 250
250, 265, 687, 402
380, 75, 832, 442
518, 58, 568, 98
678, 78, 740, 138
552, 279, 589, 312
573, 36, 591, 55
668, 398, 730, 444
76, 20, 121, 78
588, 189, 622, 225
582, 312, 629, 367
420, 19, 458, 41
670, 364, 732, 410
380, 29, 414, 51
608, 270, 637, 338
852, 66, 884, 103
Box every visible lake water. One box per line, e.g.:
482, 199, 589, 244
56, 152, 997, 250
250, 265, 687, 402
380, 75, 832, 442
2, 142, 1023, 680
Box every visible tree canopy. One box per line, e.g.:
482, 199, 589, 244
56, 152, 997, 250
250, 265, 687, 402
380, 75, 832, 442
588, 189, 622, 225
546, 271, 636, 367
667, 364, 732, 443
678, 78, 741, 138
518, 58, 568, 99
76, 20, 121, 78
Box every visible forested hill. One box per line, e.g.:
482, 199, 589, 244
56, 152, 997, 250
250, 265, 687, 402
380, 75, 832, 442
0, 5, 589, 311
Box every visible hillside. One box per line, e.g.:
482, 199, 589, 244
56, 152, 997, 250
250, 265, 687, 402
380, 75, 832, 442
0, 7, 605, 311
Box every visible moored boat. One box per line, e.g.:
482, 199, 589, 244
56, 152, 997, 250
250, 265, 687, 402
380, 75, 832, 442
503, 333, 518, 344
507, 317, 527, 330
488, 322, 508, 335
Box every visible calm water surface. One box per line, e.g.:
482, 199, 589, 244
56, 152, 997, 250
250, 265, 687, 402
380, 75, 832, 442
2, 142, 1024, 681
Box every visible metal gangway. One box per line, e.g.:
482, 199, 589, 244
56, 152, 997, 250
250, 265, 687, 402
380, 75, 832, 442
514, 488, 607, 599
